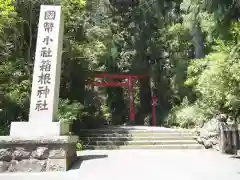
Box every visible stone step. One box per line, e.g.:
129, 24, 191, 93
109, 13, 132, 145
81, 136, 197, 141
80, 129, 193, 133
81, 132, 194, 137
83, 144, 204, 150
86, 140, 198, 146
80, 127, 202, 150
80, 126, 194, 133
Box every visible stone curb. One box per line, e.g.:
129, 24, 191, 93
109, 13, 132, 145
0, 136, 78, 145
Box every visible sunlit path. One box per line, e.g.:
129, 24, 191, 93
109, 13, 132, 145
1, 150, 240, 180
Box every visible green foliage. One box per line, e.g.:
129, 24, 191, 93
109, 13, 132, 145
196, 51, 240, 116
57, 99, 84, 124
0, 0, 240, 135
76, 141, 83, 151
166, 98, 206, 128
184, 22, 240, 119
185, 52, 227, 87
0, 0, 16, 33
100, 104, 112, 124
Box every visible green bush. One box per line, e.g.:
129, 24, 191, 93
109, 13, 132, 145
57, 99, 84, 124
166, 98, 206, 128
183, 22, 240, 119
174, 105, 206, 128
76, 140, 83, 151
186, 47, 240, 117
167, 40, 240, 129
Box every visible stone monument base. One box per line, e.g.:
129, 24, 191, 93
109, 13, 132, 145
10, 122, 70, 137
0, 136, 78, 173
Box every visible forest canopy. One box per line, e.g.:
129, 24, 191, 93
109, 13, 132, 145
0, 0, 239, 135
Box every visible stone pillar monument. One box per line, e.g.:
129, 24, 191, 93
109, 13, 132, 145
0, 5, 78, 172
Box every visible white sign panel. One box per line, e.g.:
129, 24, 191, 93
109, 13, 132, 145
29, 5, 64, 123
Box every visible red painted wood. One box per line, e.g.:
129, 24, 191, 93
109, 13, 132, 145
91, 81, 128, 87
95, 73, 147, 79
128, 77, 135, 121
85, 72, 149, 123
152, 96, 157, 126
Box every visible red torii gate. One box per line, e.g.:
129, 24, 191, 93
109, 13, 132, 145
85, 72, 157, 126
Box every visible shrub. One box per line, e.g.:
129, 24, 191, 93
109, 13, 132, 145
186, 48, 240, 117
166, 98, 207, 128
57, 99, 84, 124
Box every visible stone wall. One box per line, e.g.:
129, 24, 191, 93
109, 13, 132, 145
195, 114, 240, 154
0, 136, 78, 172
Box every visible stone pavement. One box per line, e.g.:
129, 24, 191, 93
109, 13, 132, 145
1, 149, 240, 180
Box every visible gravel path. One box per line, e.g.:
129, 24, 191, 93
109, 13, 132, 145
1, 149, 240, 180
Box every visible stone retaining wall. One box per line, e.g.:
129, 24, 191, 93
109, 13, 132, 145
0, 136, 78, 172
196, 119, 240, 153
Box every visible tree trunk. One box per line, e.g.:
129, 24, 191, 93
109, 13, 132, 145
191, 22, 205, 59
137, 77, 152, 125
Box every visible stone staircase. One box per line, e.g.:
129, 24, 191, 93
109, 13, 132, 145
80, 126, 204, 150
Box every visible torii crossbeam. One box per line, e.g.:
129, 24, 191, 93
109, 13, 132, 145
85, 71, 157, 125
